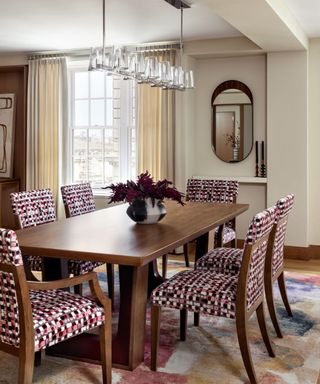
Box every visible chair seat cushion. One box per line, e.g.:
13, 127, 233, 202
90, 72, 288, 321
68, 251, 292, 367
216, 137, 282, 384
30, 289, 105, 351
196, 247, 243, 276
151, 270, 238, 319
68, 260, 103, 276
214, 226, 236, 245
26, 256, 102, 276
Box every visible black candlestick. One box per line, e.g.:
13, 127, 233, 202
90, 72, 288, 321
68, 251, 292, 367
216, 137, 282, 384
260, 141, 266, 178
255, 141, 259, 177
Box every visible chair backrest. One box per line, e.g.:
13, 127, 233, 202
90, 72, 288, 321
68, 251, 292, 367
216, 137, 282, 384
10, 189, 56, 229
239, 206, 277, 311
0, 228, 28, 348
60, 183, 96, 218
272, 194, 294, 276
186, 178, 239, 203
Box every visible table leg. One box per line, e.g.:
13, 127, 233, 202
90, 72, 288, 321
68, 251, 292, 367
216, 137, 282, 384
42, 257, 69, 281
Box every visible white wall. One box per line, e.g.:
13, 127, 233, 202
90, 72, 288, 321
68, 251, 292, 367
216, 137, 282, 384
308, 39, 320, 245
175, 54, 267, 238
267, 51, 308, 247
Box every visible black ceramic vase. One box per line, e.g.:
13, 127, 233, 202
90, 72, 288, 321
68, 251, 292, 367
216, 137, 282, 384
126, 198, 167, 224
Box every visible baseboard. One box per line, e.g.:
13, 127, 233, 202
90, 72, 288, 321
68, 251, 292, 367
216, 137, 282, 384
236, 240, 320, 261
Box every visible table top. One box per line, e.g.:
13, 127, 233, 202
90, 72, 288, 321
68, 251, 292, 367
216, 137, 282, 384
16, 201, 249, 267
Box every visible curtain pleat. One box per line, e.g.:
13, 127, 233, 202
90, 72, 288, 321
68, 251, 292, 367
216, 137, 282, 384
137, 50, 175, 182
27, 57, 68, 217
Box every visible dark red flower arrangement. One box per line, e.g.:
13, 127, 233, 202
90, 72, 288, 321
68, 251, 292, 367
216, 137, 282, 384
106, 171, 185, 205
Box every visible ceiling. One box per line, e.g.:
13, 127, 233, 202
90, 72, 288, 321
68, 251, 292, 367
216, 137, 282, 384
0, 0, 319, 54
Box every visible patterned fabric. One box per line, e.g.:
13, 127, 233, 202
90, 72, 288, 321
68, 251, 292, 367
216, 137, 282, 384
10, 189, 55, 272
68, 259, 102, 276
186, 179, 239, 245
151, 269, 238, 319
60, 183, 103, 272
195, 207, 276, 310
31, 289, 104, 351
61, 183, 96, 218
214, 226, 236, 245
272, 194, 294, 276
196, 247, 243, 276
10, 189, 56, 228
0, 229, 105, 350
0, 229, 23, 347
10, 189, 101, 275
186, 179, 239, 203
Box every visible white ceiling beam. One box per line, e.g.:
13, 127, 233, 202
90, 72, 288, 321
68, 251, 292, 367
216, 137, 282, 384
198, 0, 308, 51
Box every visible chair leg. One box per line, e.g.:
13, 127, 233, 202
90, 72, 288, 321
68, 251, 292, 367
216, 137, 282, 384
162, 255, 168, 279
278, 272, 293, 317
74, 283, 83, 295
230, 238, 237, 248
183, 243, 190, 268
236, 314, 258, 384
106, 263, 114, 310
151, 304, 161, 371
256, 302, 275, 357
18, 348, 35, 384
34, 351, 42, 366
180, 309, 187, 341
265, 274, 283, 338
194, 312, 200, 326
99, 320, 112, 384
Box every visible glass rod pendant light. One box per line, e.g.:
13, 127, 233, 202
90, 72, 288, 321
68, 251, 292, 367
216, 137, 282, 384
88, 0, 194, 91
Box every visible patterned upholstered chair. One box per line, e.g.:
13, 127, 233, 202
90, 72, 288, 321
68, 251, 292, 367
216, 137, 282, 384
196, 194, 294, 338
61, 183, 114, 304
162, 179, 239, 278
0, 228, 112, 384
150, 207, 277, 384
10, 189, 102, 290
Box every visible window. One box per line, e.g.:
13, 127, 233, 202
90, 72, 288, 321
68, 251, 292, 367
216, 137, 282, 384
69, 67, 136, 189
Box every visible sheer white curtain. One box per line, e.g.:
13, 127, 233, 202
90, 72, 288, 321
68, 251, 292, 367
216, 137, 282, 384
137, 50, 175, 181
27, 56, 68, 215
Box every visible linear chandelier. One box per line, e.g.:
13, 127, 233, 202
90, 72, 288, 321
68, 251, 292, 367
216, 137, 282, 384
88, 0, 194, 91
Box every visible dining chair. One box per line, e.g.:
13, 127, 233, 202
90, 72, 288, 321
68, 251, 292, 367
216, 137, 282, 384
196, 194, 294, 338
60, 183, 115, 304
161, 179, 239, 279
10, 189, 102, 293
150, 206, 277, 384
0, 228, 112, 384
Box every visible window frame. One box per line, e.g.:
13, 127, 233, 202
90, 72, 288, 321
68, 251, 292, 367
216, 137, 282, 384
68, 64, 137, 192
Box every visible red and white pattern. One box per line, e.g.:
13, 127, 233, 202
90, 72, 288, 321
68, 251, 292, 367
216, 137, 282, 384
272, 194, 294, 276
31, 289, 104, 351
197, 196, 294, 282
10, 189, 100, 275
61, 183, 96, 217
195, 207, 276, 310
186, 179, 239, 245
60, 183, 103, 272
186, 179, 239, 203
196, 247, 243, 276
0, 229, 22, 347
0, 228, 105, 350
151, 270, 238, 318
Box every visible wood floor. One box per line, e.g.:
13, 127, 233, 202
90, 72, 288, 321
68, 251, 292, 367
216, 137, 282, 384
284, 258, 320, 274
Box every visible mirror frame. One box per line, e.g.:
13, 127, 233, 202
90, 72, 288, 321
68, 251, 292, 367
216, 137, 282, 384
211, 80, 253, 163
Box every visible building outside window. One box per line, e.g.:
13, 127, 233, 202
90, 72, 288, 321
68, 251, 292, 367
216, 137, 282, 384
69, 67, 136, 190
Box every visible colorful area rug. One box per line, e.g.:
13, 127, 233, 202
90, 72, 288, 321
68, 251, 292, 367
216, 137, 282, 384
0, 263, 319, 383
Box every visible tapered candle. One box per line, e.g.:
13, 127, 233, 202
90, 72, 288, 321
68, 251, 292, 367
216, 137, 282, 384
255, 141, 258, 164
261, 141, 264, 161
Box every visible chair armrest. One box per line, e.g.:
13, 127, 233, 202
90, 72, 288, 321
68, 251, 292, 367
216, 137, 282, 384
27, 272, 97, 290
27, 272, 111, 310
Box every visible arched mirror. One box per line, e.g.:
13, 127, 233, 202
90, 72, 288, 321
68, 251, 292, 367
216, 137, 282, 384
212, 80, 253, 163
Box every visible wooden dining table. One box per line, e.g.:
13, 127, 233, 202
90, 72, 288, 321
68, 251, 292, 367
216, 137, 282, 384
16, 200, 249, 370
